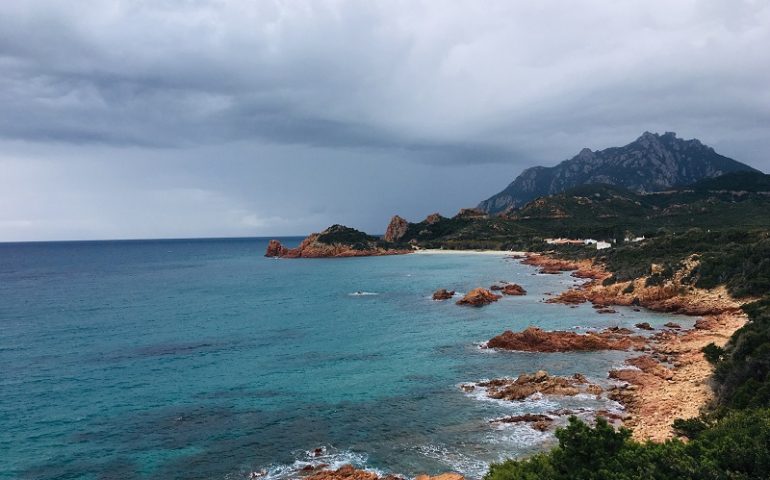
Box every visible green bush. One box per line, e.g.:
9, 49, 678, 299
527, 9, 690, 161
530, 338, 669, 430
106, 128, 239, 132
486, 412, 770, 480
702, 343, 725, 365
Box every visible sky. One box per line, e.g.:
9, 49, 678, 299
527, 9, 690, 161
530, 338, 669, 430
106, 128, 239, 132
1, 0, 769, 241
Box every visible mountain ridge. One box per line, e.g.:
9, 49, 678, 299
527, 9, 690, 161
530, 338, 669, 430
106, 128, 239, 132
478, 132, 760, 214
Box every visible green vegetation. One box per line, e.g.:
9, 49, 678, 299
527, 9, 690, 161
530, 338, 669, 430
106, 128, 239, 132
460, 173, 770, 479
486, 411, 770, 480
390, 173, 770, 251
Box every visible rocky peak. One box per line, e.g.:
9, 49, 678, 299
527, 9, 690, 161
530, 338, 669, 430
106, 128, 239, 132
477, 131, 758, 214
383, 215, 409, 243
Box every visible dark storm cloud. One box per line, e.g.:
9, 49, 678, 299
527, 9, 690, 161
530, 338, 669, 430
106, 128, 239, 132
1, 0, 769, 240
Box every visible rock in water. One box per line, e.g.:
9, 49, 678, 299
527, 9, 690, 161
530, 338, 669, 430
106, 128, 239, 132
432, 289, 455, 300
456, 288, 502, 307
264, 239, 288, 257
383, 215, 409, 243
501, 284, 527, 295
486, 326, 645, 352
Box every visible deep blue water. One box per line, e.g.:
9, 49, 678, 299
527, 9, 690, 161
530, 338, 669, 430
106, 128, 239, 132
0, 238, 685, 480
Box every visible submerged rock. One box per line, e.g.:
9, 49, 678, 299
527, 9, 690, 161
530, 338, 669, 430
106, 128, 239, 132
456, 288, 502, 307
635, 322, 654, 331
490, 413, 554, 431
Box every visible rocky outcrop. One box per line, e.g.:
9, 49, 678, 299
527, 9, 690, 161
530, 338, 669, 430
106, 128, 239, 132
478, 131, 759, 214
414, 474, 464, 480
265, 225, 411, 258
383, 215, 409, 243
635, 322, 654, 331
432, 289, 455, 300
490, 413, 553, 431
470, 370, 603, 401
521, 253, 609, 279
454, 208, 487, 219
264, 239, 288, 257
456, 288, 502, 307
306, 465, 403, 480
491, 283, 527, 295
546, 256, 743, 318
424, 213, 443, 224
486, 326, 645, 352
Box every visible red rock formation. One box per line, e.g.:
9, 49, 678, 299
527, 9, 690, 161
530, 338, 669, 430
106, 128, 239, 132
456, 288, 502, 307
432, 289, 455, 300
626, 355, 674, 380
476, 370, 602, 401
265, 226, 411, 258
306, 465, 403, 480
383, 215, 409, 243
424, 213, 443, 224
264, 239, 288, 257
501, 284, 527, 295
486, 326, 645, 352
415, 474, 464, 480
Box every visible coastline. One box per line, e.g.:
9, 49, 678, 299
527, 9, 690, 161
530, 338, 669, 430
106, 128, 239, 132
414, 249, 524, 256
519, 252, 749, 441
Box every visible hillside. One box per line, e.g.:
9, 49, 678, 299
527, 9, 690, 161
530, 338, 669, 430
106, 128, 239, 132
477, 132, 759, 214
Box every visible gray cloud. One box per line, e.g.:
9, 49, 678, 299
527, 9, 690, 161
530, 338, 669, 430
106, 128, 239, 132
1, 0, 769, 240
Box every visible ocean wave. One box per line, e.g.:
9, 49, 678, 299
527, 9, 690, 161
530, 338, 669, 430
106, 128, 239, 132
416, 444, 491, 480
348, 291, 379, 296
246, 447, 376, 480
459, 382, 560, 410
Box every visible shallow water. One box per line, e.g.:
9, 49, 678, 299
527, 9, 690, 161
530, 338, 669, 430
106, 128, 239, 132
0, 238, 687, 480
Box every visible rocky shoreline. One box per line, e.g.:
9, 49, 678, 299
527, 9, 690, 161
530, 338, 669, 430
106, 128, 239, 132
493, 252, 750, 441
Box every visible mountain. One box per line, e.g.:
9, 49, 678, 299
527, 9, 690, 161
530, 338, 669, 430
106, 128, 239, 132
478, 132, 760, 214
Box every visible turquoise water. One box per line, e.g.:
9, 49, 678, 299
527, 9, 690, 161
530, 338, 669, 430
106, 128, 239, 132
0, 238, 685, 480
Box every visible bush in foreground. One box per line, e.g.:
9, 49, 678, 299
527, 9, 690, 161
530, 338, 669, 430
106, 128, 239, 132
486, 412, 770, 480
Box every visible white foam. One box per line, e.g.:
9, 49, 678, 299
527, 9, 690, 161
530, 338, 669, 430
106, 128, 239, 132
459, 382, 560, 410
348, 291, 378, 296
253, 448, 375, 480
416, 444, 491, 480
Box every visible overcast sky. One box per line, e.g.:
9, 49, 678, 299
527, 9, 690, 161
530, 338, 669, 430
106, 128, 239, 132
2, 0, 769, 241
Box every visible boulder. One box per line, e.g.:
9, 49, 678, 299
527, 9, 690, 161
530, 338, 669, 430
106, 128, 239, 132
501, 284, 527, 296
456, 288, 502, 307
635, 322, 654, 331
432, 289, 455, 301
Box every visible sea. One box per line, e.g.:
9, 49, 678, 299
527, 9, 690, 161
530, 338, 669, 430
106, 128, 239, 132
0, 237, 687, 480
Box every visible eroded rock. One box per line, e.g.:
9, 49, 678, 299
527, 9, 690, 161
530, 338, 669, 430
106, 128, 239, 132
456, 288, 502, 307
486, 327, 644, 352
432, 289, 455, 301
